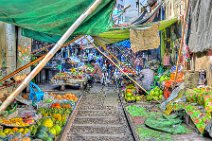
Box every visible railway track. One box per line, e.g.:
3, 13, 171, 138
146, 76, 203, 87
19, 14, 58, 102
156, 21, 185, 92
62, 85, 135, 141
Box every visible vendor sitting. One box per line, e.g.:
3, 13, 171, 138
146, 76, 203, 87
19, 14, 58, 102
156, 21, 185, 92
62, 58, 73, 72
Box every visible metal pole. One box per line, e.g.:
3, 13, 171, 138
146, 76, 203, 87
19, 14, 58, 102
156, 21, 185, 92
0, 0, 103, 112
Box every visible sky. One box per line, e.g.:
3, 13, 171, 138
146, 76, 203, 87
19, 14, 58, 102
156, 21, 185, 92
124, 0, 147, 22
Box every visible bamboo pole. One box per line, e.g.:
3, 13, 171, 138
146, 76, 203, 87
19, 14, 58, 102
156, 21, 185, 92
173, 0, 190, 85
85, 36, 148, 94
0, 0, 103, 112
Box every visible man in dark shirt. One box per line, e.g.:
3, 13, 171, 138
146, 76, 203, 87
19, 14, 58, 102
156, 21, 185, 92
62, 58, 72, 72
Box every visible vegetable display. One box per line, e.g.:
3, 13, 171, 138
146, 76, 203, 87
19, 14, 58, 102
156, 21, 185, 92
0, 92, 78, 141
124, 84, 144, 103
50, 93, 78, 102
146, 86, 163, 101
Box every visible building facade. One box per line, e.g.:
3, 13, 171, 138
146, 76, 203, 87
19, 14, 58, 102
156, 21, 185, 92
164, 0, 187, 19
0, 22, 31, 79
114, 0, 126, 25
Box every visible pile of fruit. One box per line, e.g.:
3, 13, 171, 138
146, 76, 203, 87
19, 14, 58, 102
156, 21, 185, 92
50, 93, 78, 102
158, 75, 170, 84
0, 126, 35, 141
50, 103, 72, 109
32, 104, 72, 140
52, 72, 68, 79
124, 85, 143, 103
37, 106, 72, 127
0, 93, 78, 140
34, 124, 61, 141
146, 86, 163, 101
52, 72, 85, 81
0, 117, 31, 127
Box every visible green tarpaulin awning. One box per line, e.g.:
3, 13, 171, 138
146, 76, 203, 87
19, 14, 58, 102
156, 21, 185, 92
0, 0, 115, 43
93, 17, 178, 48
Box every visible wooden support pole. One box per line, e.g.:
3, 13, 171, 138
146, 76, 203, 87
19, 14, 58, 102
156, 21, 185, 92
0, 0, 102, 112
85, 36, 148, 94
173, 0, 190, 85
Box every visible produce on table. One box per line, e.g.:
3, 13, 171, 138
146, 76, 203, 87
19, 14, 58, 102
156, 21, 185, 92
50, 93, 78, 102
34, 105, 72, 140
0, 125, 37, 140
42, 119, 53, 128
53, 125, 62, 136
163, 80, 173, 88
37, 107, 72, 127
51, 71, 85, 83
0, 117, 31, 127
61, 103, 72, 108
51, 103, 61, 109
0, 93, 78, 141
35, 125, 50, 140
146, 86, 163, 101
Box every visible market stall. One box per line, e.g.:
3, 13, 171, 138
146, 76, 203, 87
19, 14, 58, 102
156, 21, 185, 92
51, 69, 88, 90
119, 65, 212, 140
0, 91, 80, 141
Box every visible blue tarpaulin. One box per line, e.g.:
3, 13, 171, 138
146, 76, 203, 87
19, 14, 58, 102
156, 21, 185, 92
114, 39, 131, 48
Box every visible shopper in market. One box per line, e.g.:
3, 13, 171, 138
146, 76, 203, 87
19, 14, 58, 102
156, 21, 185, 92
89, 59, 102, 82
